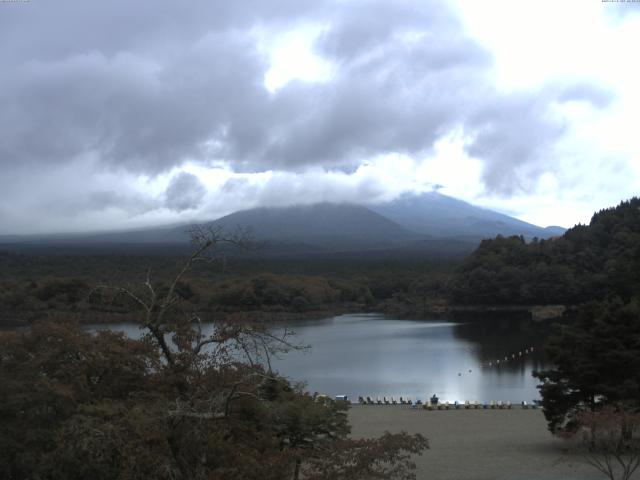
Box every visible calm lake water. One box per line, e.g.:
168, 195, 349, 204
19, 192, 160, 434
87, 313, 547, 404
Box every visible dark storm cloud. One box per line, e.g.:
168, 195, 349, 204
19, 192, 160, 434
464, 81, 615, 194
0, 0, 312, 64
0, 34, 270, 173
216, 170, 390, 210
466, 92, 567, 194
0, 0, 616, 194
316, 0, 479, 64
254, 0, 494, 170
165, 172, 208, 212
0, 0, 307, 173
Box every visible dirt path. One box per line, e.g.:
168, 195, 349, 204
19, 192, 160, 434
348, 405, 606, 480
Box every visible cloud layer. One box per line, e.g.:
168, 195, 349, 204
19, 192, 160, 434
0, 1, 588, 177
0, 0, 635, 234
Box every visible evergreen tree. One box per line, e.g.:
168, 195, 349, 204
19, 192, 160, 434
534, 298, 640, 433
450, 197, 640, 306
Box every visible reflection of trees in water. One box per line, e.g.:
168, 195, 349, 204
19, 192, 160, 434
450, 315, 548, 373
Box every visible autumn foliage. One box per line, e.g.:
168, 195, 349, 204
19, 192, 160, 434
0, 228, 427, 479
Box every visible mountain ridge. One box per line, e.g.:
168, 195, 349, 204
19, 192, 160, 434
0, 193, 565, 256
368, 191, 563, 239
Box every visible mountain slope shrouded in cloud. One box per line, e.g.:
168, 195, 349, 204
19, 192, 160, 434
210, 203, 414, 245
0, 204, 415, 253
0, 193, 564, 256
369, 191, 565, 240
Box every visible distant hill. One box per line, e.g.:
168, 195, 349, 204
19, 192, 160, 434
0, 204, 422, 254
210, 203, 415, 248
543, 226, 566, 236
369, 192, 564, 240
0, 224, 189, 245
0, 193, 565, 258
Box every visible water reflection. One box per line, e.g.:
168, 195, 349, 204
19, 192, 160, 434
85, 313, 547, 404
269, 314, 547, 403
452, 318, 547, 372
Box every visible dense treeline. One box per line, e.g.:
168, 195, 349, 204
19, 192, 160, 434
450, 197, 640, 306
0, 273, 366, 326
534, 297, 640, 433
0, 253, 454, 326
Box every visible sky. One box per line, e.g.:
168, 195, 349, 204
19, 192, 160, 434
1, 0, 639, 235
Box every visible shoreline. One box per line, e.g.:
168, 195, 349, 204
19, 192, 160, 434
383, 303, 567, 322
0, 301, 569, 328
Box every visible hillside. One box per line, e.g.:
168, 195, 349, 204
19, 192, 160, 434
0, 193, 563, 257
210, 203, 415, 249
450, 197, 640, 305
370, 191, 564, 240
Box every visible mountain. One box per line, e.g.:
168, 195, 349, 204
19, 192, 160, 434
369, 192, 564, 240
543, 226, 567, 237
0, 193, 564, 257
0, 204, 419, 253
0, 224, 189, 245
209, 203, 417, 251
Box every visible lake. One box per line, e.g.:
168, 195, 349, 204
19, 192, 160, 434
87, 313, 547, 404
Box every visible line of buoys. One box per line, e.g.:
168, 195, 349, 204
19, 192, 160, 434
485, 346, 535, 368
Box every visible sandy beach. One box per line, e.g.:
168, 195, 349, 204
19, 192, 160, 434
348, 405, 605, 480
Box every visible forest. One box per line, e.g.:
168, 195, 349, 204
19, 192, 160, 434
450, 197, 640, 306
0, 249, 455, 328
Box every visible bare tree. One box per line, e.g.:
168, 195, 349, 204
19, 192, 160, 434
569, 405, 640, 480
87, 224, 428, 479
93, 224, 301, 414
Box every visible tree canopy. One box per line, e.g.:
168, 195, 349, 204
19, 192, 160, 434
534, 297, 640, 433
0, 227, 428, 479
450, 197, 640, 306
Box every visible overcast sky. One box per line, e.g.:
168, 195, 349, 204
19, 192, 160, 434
1, 0, 639, 234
